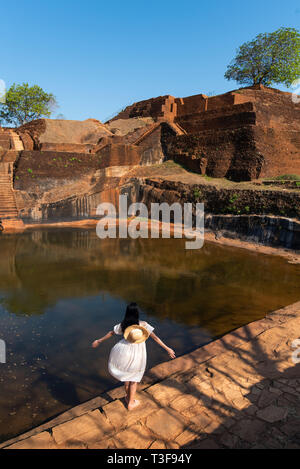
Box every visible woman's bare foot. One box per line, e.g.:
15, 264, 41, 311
127, 399, 140, 411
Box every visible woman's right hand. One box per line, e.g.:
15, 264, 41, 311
167, 347, 176, 359
92, 340, 100, 348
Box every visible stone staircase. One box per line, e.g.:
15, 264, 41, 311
9, 130, 24, 151
133, 122, 162, 145
167, 121, 187, 136
132, 121, 187, 146
0, 129, 24, 152
0, 163, 18, 218
0, 162, 24, 231
0, 128, 13, 150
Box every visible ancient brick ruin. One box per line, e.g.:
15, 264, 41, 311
0, 84, 299, 226
112, 85, 300, 181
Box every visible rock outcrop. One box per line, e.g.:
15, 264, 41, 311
120, 176, 300, 250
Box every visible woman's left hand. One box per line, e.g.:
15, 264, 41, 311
167, 347, 176, 359
92, 340, 100, 348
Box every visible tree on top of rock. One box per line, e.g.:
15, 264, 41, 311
224, 27, 300, 87
0, 83, 57, 127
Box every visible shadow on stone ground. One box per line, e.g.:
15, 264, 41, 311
179, 326, 300, 449
107, 314, 300, 449
4, 304, 300, 449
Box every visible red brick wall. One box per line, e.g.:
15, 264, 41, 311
97, 144, 141, 168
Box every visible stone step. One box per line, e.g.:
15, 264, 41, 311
0, 211, 18, 215
0, 209, 18, 212
9, 131, 24, 151
0, 161, 18, 219
133, 123, 162, 145
0, 219, 25, 231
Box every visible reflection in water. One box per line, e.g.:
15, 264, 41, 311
0, 229, 299, 441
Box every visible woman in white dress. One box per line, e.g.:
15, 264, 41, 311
92, 303, 176, 410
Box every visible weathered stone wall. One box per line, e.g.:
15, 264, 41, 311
162, 124, 261, 181
109, 96, 177, 121
163, 98, 300, 181
14, 150, 104, 188
205, 214, 300, 250
137, 125, 165, 166
11, 120, 169, 222
174, 102, 256, 133
175, 94, 207, 116
96, 143, 141, 168
122, 177, 300, 250
135, 177, 300, 219
111, 86, 300, 182
0, 128, 13, 150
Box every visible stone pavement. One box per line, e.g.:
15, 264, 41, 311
2, 301, 300, 449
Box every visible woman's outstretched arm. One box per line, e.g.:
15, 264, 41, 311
149, 332, 176, 359
92, 330, 115, 348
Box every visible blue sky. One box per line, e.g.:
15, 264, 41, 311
1, 0, 299, 122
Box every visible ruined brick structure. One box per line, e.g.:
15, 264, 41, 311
112, 85, 300, 181
0, 85, 299, 226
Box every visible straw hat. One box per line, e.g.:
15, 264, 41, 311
124, 324, 150, 344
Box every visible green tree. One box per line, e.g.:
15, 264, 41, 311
0, 82, 57, 127
225, 27, 300, 87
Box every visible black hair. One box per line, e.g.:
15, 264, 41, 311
121, 302, 140, 332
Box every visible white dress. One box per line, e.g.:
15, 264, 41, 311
108, 321, 154, 383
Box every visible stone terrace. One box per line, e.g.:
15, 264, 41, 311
2, 301, 300, 449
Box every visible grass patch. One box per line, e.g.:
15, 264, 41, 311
273, 174, 300, 181
193, 187, 202, 199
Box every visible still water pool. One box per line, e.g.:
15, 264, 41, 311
0, 229, 299, 441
